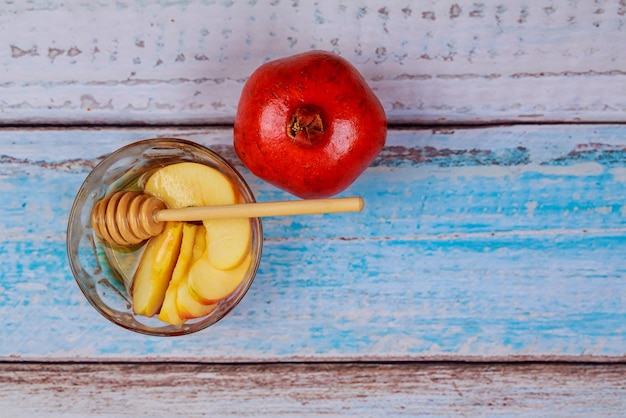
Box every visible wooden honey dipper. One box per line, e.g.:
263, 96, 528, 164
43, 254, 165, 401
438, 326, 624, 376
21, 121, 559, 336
91, 190, 365, 247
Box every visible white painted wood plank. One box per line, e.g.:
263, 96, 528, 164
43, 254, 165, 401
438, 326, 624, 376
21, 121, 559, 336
1, 1, 624, 124
1, 362, 625, 417
0, 125, 624, 361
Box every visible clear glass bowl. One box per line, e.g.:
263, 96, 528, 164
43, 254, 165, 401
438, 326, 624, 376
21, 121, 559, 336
67, 138, 263, 336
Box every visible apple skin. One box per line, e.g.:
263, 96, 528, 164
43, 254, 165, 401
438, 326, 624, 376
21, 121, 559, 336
234, 50, 387, 199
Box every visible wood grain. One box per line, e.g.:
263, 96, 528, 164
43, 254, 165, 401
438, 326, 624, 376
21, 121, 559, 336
1, 362, 625, 416
3, 1, 625, 413
0, 125, 624, 362
1, 1, 624, 125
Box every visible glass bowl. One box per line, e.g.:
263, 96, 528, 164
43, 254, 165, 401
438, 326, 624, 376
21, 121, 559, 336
67, 138, 263, 336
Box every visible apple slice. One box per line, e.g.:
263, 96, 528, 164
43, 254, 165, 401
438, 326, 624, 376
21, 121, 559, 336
144, 162, 238, 208
191, 222, 207, 262
203, 218, 252, 270
176, 224, 218, 319
144, 161, 252, 271
132, 221, 183, 317
188, 251, 252, 305
177, 280, 218, 319
157, 222, 198, 326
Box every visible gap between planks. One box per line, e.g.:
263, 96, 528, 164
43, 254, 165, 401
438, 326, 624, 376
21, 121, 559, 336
2, 358, 626, 365
0, 120, 625, 131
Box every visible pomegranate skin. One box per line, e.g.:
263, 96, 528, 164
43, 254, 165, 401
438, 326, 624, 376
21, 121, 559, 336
234, 50, 387, 199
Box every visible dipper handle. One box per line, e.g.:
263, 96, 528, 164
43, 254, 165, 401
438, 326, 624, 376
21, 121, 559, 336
91, 191, 364, 247
155, 196, 364, 222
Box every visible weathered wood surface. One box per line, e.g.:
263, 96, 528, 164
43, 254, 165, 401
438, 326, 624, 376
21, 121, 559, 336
1, 124, 625, 362
3, 1, 626, 412
1, 0, 625, 125
2, 362, 626, 416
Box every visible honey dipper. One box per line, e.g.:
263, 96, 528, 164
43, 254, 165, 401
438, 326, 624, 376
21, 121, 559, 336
91, 191, 365, 246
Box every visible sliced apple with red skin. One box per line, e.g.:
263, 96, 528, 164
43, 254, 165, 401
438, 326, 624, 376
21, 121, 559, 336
157, 222, 197, 326
177, 280, 218, 319
144, 162, 252, 271
176, 224, 217, 319
203, 218, 252, 270
144, 162, 238, 208
188, 251, 252, 305
132, 221, 183, 317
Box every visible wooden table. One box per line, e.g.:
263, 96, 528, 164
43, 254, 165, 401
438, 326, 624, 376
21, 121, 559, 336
2, 1, 625, 415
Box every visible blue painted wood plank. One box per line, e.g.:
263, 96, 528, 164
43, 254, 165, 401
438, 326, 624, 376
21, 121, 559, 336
0, 125, 625, 360
3, 235, 625, 359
